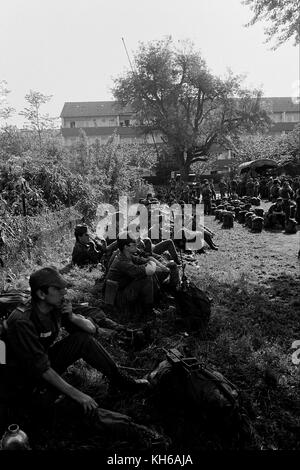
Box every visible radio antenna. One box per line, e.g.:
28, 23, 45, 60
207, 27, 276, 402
121, 37, 160, 160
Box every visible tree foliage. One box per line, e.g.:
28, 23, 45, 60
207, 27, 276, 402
19, 90, 58, 149
113, 37, 270, 178
229, 124, 300, 169
0, 126, 156, 221
243, 0, 300, 48
0, 80, 15, 123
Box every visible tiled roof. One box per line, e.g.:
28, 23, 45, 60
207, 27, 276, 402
261, 97, 300, 113
60, 101, 133, 118
60, 98, 299, 119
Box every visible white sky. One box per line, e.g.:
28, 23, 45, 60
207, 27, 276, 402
0, 0, 299, 127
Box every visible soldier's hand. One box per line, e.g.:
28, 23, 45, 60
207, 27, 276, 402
61, 299, 73, 320
74, 390, 99, 415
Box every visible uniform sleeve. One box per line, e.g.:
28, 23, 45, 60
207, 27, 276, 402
72, 244, 87, 266
118, 258, 146, 278
86, 242, 103, 263
6, 320, 50, 377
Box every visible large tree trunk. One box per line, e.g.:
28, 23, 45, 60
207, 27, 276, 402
180, 163, 191, 182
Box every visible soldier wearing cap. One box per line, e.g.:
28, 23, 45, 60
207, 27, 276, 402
72, 225, 106, 267
5, 266, 149, 415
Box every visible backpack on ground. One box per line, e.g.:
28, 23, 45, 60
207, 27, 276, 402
148, 348, 240, 421
0, 290, 30, 338
174, 279, 211, 332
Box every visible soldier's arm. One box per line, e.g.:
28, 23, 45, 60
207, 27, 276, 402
61, 301, 97, 335
118, 258, 148, 278
42, 368, 98, 413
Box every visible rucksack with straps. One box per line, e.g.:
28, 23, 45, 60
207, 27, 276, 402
147, 348, 248, 431
174, 280, 212, 332
148, 348, 239, 411
0, 290, 30, 338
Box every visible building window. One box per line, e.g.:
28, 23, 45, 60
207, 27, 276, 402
286, 112, 300, 122
125, 119, 130, 127
70, 121, 76, 128
272, 113, 282, 122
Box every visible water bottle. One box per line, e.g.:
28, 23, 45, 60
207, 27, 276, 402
0, 339, 6, 365
0, 424, 31, 450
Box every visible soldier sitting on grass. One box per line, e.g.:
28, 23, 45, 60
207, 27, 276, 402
265, 198, 286, 229
72, 224, 106, 267
4, 267, 149, 411
105, 232, 159, 317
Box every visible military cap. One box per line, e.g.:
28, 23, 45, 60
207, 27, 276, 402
29, 266, 68, 291
74, 225, 88, 237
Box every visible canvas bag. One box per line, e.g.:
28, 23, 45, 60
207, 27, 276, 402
148, 348, 239, 413
174, 281, 211, 331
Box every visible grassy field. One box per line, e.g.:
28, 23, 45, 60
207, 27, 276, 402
2, 203, 300, 452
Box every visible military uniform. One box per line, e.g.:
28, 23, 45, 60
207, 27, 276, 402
105, 252, 154, 308
5, 300, 120, 391
72, 239, 104, 267
266, 201, 285, 229
202, 183, 212, 215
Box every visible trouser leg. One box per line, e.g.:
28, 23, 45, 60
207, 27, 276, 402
153, 239, 180, 264
277, 214, 286, 228
204, 230, 217, 249
282, 200, 291, 220
167, 262, 180, 288
49, 332, 119, 378
122, 276, 154, 305
204, 200, 211, 215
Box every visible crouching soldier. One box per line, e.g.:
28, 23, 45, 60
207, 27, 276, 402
72, 224, 106, 267
105, 232, 158, 316
4, 267, 149, 416
265, 198, 285, 229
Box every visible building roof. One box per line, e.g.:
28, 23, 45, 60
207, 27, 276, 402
60, 97, 299, 119
60, 101, 133, 118
261, 97, 300, 113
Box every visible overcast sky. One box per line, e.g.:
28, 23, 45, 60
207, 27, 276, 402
1, 0, 299, 127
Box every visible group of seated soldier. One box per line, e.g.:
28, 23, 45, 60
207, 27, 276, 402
71, 196, 220, 318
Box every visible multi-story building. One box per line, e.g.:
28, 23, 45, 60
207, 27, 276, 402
60, 97, 299, 146
60, 98, 299, 178
60, 101, 163, 146
261, 97, 300, 135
